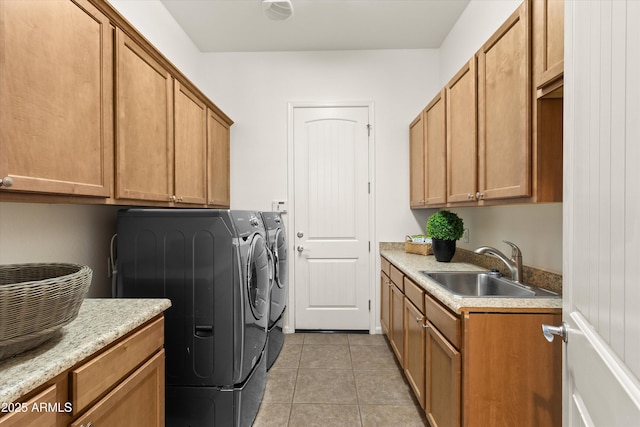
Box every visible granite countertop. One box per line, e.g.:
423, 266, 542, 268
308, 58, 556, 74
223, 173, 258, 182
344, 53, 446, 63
0, 298, 171, 405
380, 246, 562, 314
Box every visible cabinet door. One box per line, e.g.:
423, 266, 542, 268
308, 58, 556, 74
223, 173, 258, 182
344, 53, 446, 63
446, 59, 478, 204
409, 112, 425, 207
0, 0, 113, 197
477, 2, 531, 201
389, 283, 404, 363
426, 322, 461, 427
174, 81, 207, 205
380, 272, 391, 336
115, 29, 174, 202
207, 109, 231, 207
424, 90, 447, 206
404, 298, 426, 408
533, 0, 564, 89
70, 350, 165, 427
463, 313, 561, 427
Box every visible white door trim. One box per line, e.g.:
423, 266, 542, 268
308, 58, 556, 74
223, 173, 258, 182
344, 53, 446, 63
285, 101, 376, 333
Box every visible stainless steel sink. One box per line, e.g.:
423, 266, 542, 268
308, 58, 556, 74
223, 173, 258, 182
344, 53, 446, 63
420, 271, 559, 298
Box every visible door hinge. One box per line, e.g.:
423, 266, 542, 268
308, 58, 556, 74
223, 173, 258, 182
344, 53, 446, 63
368, 300, 371, 311
368, 182, 371, 194
369, 241, 371, 252
367, 123, 371, 136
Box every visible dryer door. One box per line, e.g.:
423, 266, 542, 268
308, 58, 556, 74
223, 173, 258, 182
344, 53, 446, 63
247, 233, 270, 320
274, 227, 288, 289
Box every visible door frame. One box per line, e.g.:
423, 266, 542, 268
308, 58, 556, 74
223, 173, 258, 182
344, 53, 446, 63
286, 101, 376, 333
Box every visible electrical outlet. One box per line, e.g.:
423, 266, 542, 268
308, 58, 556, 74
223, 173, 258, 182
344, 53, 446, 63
462, 228, 469, 243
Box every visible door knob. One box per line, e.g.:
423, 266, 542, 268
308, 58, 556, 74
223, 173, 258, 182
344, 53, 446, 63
542, 322, 568, 343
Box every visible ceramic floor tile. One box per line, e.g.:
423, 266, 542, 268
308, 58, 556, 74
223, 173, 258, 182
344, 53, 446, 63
284, 333, 305, 345
288, 404, 362, 426
354, 369, 417, 405
293, 369, 358, 404
347, 333, 388, 346
263, 368, 297, 403
263, 333, 425, 424
252, 403, 291, 427
302, 333, 349, 345
271, 343, 302, 369
350, 344, 397, 370
360, 404, 428, 427
299, 344, 352, 369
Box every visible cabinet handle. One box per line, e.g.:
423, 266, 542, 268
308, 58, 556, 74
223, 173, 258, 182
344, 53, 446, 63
422, 323, 429, 329
169, 195, 176, 202
476, 191, 484, 200
177, 196, 183, 202
416, 316, 423, 323
0, 176, 13, 188
467, 193, 474, 200
81, 422, 93, 427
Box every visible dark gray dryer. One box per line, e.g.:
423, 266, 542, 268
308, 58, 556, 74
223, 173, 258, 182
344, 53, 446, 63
261, 211, 289, 370
115, 209, 270, 427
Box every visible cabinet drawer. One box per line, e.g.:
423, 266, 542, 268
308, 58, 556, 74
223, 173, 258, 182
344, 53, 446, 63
71, 317, 164, 414
389, 264, 404, 291
403, 277, 424, 313
0, 384, 57, 427
69, 350, 165, 427
424, 293, 460, 349
381, 256, 391, 276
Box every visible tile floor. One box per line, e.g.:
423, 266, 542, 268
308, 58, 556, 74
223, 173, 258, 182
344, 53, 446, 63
253, 333, 428, 426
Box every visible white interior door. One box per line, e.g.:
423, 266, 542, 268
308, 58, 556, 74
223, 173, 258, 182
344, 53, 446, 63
292, 105, 370, 330
563, 1, 640, 425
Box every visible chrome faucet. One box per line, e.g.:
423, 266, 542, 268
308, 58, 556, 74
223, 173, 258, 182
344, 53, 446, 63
474, 241, 523, 283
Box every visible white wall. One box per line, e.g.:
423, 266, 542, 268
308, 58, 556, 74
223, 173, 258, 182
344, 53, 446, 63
0, 203, 119, 297
197, 49, 440, 242
109, 0, 202, 86
0, 0, 563, 305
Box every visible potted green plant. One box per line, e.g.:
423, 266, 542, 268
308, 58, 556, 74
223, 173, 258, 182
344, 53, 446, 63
426, 210, 464, 262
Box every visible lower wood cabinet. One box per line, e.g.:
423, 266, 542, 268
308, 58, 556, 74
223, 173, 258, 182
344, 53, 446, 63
0, 316, 165, 427
380, 271, 391, 335
380, 256, 561, 427
389, 283, 405, 363
69, 351, 164, 427
403, 297, 426, 408
0, 385, 58, 427
426, 321, 461, 427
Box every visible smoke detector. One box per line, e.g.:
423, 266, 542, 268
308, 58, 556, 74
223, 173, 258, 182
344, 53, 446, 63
262, 0, 294, 21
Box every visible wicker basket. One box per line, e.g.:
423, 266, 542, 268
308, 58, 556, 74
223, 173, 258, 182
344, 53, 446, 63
405, 237, 433, 256
0, 263, 92, 360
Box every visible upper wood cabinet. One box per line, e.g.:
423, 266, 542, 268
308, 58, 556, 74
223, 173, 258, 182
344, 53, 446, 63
115, 29, 174, 203
446, 59, 477, 204
174, 82, 208, 205
207, 109, 231, 207
409, 90, 447, 208
412, 0, 562, 208
0, 0, 232, 208
477, 1, 531, 201
409, 112, 426, 208
533, 0, 564, 92
0, 0, 113, 197
424, 91, 447, 206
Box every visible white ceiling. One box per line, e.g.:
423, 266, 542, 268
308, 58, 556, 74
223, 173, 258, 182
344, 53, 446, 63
160, 0, 470, 53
